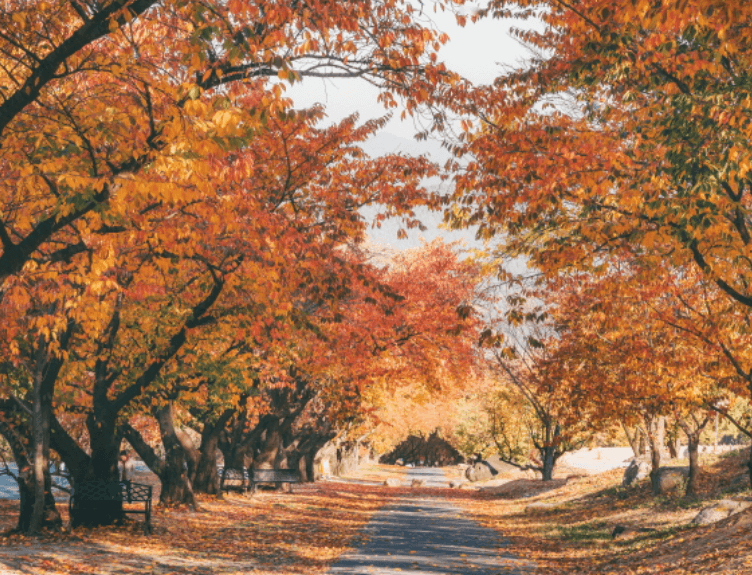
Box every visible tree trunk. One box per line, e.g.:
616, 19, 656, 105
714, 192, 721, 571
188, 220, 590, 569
685, 431, 701, 497
537, 421, 561, 482
667, 419, 681, 460
676, 413, 711, 498
22, 330, 70, 534
28, 347, 62, 534
622, 422, 642, 458
540, 446, 556, 481
255, 418, 282, 470
193, 409, 234, 495
644, 414, 664, 495
69, 413, 124, 528
156, 403, 199, 509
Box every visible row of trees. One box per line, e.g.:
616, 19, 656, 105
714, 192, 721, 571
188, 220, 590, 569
0, 0, 485, 534
445, 0, 752, 495
6, 0, 750, 534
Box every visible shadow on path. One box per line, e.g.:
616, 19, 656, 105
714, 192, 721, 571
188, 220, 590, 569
329, 498, 533, 575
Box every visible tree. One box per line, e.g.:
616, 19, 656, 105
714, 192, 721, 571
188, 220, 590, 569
0, 0, 469, 531
478, 280, 594, 481
209, 239, 482, 483
0, 0, 464, 279
0, 104, 441, 527
447, 0, 752, 489
542, 260, 731, 495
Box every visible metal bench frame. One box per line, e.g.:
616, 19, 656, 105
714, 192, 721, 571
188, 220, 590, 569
69, 481, 152, 534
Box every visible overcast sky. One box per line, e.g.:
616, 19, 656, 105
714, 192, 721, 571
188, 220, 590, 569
285, 4, 535, 252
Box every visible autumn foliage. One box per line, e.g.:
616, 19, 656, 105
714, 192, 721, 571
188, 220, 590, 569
443, 0, 752, 487
0, 0, 485, 534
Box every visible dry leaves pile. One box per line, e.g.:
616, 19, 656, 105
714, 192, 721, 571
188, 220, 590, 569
0, 483, 397, 575
2, 453, 752, 574
458, 449, 752, 574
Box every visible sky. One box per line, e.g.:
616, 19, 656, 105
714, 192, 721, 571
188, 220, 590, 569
284, 3, 535, 252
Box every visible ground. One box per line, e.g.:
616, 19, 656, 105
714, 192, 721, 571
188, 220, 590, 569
1, 450, 751, 574
458, 447, 752, 574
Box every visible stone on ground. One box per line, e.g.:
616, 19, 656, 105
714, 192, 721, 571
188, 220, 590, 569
622, 457, 651, 487
656, 467, 688, 493
691, 499, 752, 525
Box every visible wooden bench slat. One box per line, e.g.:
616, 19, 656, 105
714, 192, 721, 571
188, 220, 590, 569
218, 467, 301, 494
251, 469, 300, 482
249, 468, 300, 494
219, 468, 250, 494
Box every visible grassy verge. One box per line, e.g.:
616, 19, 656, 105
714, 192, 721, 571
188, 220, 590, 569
456, 448, 752, 574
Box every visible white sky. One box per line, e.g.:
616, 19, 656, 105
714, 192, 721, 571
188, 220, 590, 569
284, 4, 535, 251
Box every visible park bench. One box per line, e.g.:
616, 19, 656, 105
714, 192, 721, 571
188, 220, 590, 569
69, 481, 153, 534
250, 468, 300, 494
219, 467, 250, 494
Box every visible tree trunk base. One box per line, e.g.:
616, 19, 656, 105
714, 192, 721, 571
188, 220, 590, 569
70, 501, 125, 528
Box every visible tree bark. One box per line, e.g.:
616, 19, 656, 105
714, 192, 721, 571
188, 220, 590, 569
155, 403, 199, 509
685, 431, 701, 497
69, 411, 125, 528
622, 422, 645, 458
193, 410, 235, 495
644, 414, 664, 495
29, 341, 58, 534
538, 422, 561, 482
677, 412, 711, 498
255, 418, 283, 470
0, 410, 60, 532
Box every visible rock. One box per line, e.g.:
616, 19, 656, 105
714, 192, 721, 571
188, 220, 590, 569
656, 467, 688, 493
383, 478, 401, 487
485, 455, 518, 475
611, 524, 656, 539
691, 499, 752, 525
525, 502, 556, 513
465, 456, 520, 482
465, 462, 494, 482
622, 458, 651, 487
411, 479, 425, 488
449, 480, 464, 488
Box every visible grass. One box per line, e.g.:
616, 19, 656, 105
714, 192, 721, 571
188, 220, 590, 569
456, 447, 752, 574
555, 520, 612, 542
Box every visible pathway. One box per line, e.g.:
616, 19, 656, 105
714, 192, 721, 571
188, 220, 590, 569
329, 469, 532, 575
401, 466, 450, 488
